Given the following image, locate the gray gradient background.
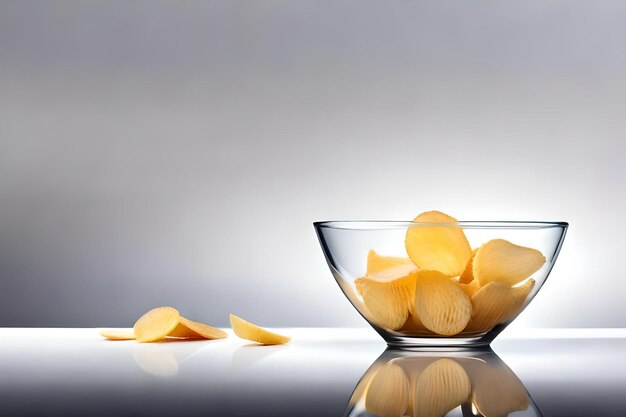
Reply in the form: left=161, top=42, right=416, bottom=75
left=1, top=1, right=624, bottom=328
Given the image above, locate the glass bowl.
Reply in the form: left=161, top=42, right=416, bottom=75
left=314, top=220, right=567, bottom=348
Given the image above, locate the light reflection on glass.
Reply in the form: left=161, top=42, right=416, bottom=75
left=344, top=348, right=542, bottom=417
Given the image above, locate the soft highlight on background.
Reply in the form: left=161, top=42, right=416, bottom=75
left=1, top=1, right=624, bottom=328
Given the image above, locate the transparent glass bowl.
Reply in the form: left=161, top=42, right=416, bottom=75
left=314, top=220, right=568, bottom=348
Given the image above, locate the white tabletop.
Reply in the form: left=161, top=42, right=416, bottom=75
left=1, top=328, right=625, bottom=416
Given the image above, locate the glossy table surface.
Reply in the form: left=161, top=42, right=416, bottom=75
left=1, top=328, right=625, bottom=417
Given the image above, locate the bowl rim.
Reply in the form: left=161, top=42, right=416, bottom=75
left=314, top=220, right=569, bottom=230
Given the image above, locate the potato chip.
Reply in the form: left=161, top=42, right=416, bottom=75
left=356, top=263, right=419, bottom=296
left=473, top=239, right=545, bottom=286
left=230, top=314, right=291, bottom=345
left=405, top=211, right=472, bottom=276
left=399, top=313, right=429, bottom=334
left=365, top=362, right=409, bottom=417
left=459, top=248, right=478, bottom=284
left=464, top=358, right=529, bottom=417
left=355, top=278, right=412, bottom=330
left=414, top=358, right=471, bottom=417
left=355, top=264, right=418, bottom=330
left=168, top=316, right=228, bottom=340
left=465, top=279, right=535, bottom=333
left=459, top=279, right=481, bottom=299
left=338, top=273, right=373, bottom=318
left=367, top=249, right=415, bottom=274
left=99, top=329, right=135, bottom=340
left=502, top=279, right=535, bottom=323
left=414, top=270, right=472, bottom=336
left=133, top=306, right=181, bottom=343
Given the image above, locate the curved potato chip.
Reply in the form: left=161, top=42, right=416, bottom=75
left=168, top=316, right=228, bottom=340
left=230, top=314, right=291, bottom=345
left=365, top=362, right=409, bottom=417
left=99, top=329, right=135, bottom=340
left=465, top=279, right=535, bottom=333
left=355, top=264, right=418, bottom=330
left=459, top=279, right=481, bottom=299
left=367, top=249, right=415, bottom=274
left=459, top=248, right=478, bottom=284
left=414, top=270, right=472, bottom=336
left=405, top=211, right=472, bottom=276
left=464, top=358, right=529, bottom=417
left=502, top=279, right=535, bottom=323
left=133, top=306, right=181, bottom=343
left=473, top=239, right=545, bottom=286
left=399, top=313, right=429, bottom=334
left=414, top=358, right=471, bottom=417
left=356, top=263, right=419, bottom=296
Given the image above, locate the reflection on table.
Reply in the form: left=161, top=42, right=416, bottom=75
left=346, top=348, right=541, bottom=417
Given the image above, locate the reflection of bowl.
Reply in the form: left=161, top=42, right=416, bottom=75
left=345, top=348, right=541, bottom=417
left=315, top=220, right=567, bottom=348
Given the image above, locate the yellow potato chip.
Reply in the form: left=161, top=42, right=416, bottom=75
left=473, top=239, right=545, bottom=286
left=459, top=248, right=478, bottom=284
left=168, top=316, right=228, bottom=340
left=405, top=211, right=472, bottom=277
left=464, top=358, right=529, bottom=417
left=459, top=279, right=481, bottom=299
left=502, top=279, right=535, bottom=323
left=414, top=270, right=472, bottom=336
left=133, top=306, right=181, bottom=343
left=414, top=358, right=471, bottom=417
left=355, top=278, right=412, bottom=330
left=367, top=249, right=415, bottom=274
left=355, top=264, right=418, bottom=330
left=365, top=362, right=409, bottom=417
left=99, top=329, right=135, bottom=340
left=229, top=314, right=291, bottom=345
left=399, top=313, right=429, bottom=334
left=337, top=274, right=373, bottom=318
left=356, top=263, right=419, bottom=296
left=465, top=279, right=535, bottom=333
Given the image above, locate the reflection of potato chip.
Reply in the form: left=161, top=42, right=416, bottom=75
left=414, top=270, right=472, bottom=336
left=168, top=316, right=228, bottom=340
left=464, top=358, right=529, bottom=417
left=367, top=249, right=415, bottom=274
left=99, top=329, right=135, bottom=340
left=133, top=306, right=181, bottom=342
left=405, top=211, right=472, bottom=277
left=365, top=362, right=409, bottom=417
left=355, top=265, right=418, bottom=330
left=414, top=358, right=471, bottom=417
left=132, top=347, right=180, bottom=378
left=394, top=357, right=434, bottom=417
left=473, top=239, right=545, bottom=286
left=465, top=279, right=535, bottom=333
left=459, top=248, right=478, bottom=284
left=230, top=314, right=290, bottom=345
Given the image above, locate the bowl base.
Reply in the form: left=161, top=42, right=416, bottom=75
left=383, top=331, right=499, bottom=350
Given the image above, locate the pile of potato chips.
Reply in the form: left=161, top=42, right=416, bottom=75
left=355, top=211, right=545, bottom=336
left=100, top=307, right=290, bottom=345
